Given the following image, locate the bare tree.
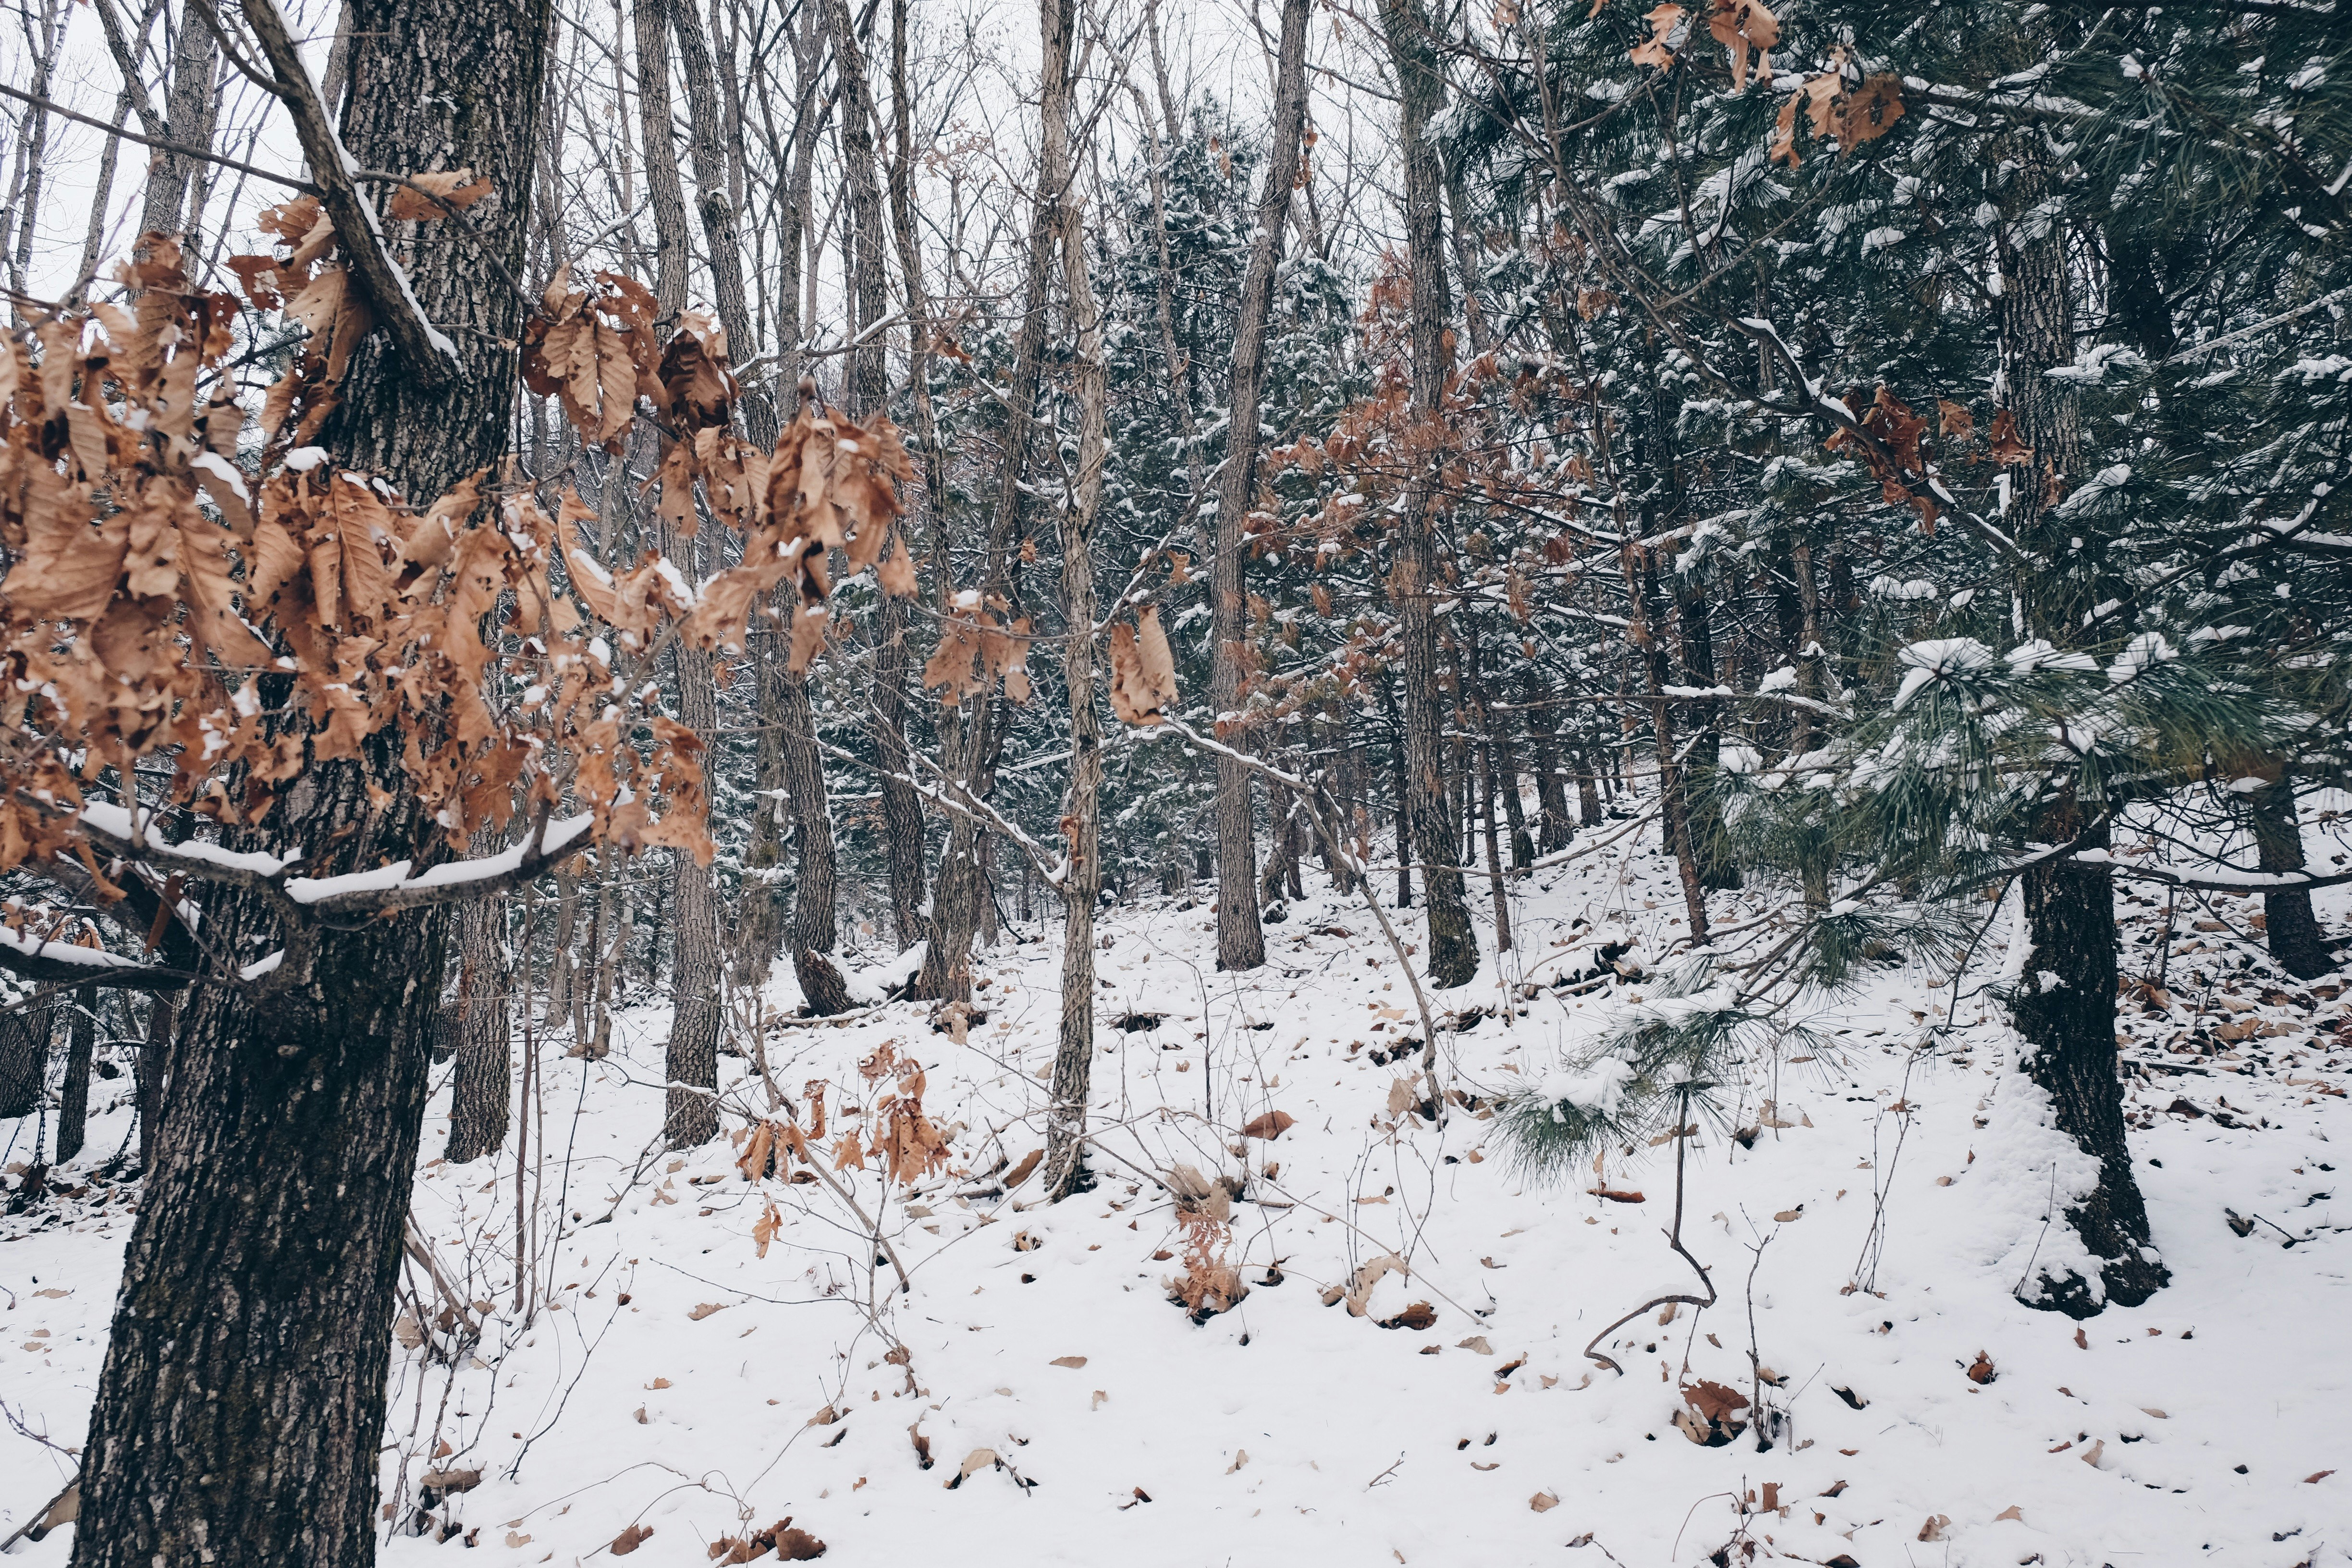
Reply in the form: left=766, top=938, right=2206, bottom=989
left=1206, top=0, right=1313, bottom=974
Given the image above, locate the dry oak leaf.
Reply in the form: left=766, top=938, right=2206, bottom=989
left=1050, top=1355, right=1089, bottom=1369
left=1242, top=1110, right=1297, bottom=1140
left=611, top=1523, right=654, bottom=1556
left=1530, top=1490, right=1561, bottom=1513
left=386, top=169, right=495, bottom=222
left=1706, top=0, right=1778, bottom=90
left=1987, top=408, right=2034, bottom=465
left=1629, top=1, right=1684, bottom=69
left=1107, top=604, right=1179, bottom=725
left=1966, top=1351, right=1997, bottom=1385
left=947, top=1448, right=1001, bottom=1489
left=1589, top=1188, right=1648, bottom=1204
left=687, top=1302, right=727, bottom=1321
left=1994, top=1505, right=2024, bottom=1522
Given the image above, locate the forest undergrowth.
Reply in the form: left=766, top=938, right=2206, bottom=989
left=9, top=784, right=2348, bottom=1568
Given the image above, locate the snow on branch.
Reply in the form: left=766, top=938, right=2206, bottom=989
left=0, top=924, right=199, bottom=992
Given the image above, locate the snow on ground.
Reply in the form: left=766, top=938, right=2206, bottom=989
left=5, top=805, right=2351, bottom=1566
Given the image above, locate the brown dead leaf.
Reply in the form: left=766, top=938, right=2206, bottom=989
left=612, top=1523, right=654, bottom=1555
left=947, top=1448, right=1000, bottom=1489
left=387, top=169, right=495, bottom=222
left=1242, top=1110, right=1297, bottom=1140
left=687, top=1302, right=726, bottom=1321
left=1530, top=1490, right=1560, bottom=1512
left=1050, top=1355, right=1089, bottom=1368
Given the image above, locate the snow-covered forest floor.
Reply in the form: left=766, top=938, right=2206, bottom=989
left=6, top=802, right=2350, bottom=1567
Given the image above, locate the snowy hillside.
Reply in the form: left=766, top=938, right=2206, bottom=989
left=6, top=811, right=2348, bottom=1567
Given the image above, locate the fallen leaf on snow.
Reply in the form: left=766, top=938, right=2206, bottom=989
left=1530, top=1491, right=1560, bottom=1512
left=1050, top=1355, right=1088, bottom=1368
left=611, top=1523, right=653, bottom=1554
left=1994, top=1505, right=2024, bottom=1522
left=1226, top=1449, right=1250, bottom=1473
left=688, top=1302, right=726, bottom=1321
left=948, top=1448, right=1000, bottom=1489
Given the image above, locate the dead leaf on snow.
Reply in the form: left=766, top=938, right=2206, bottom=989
left=1530, top=1490, right=1560, bottom=1512
left=1242, top=1110, right=1296, bottom=1140
left=948, top=1448, right=1000, bottom=1489
left=1050, top=1355, right=1089, bottom=1369
left=688, top=1302, right=726, bottom=1320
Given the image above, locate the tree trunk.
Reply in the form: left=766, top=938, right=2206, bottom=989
left=1998, top=106, right=2163, bottom=1316
left=136, top=3, right=219, bottom=245
left=634, top=0, right=724, bottom=1145
left=442, top=882, right=511, bottom=1164
left=137, top=993, right=172, bottom=1174
left=1522, top=678, right=1572, bottom=850
left=734, top=25, right=826, bottom=997
left=1671, top=566, right=1739, bottom=890
left=1209, top=0, right=1312, bottom=974
left=819, top=0, right=929, bottom=954
left=1388, top=683, right=1412, bottom=907
left=1377, top=0, right=1477, bottom=988
left=917, top=136, right=1053, bottom=1006
left=71, top=1, right=549, bottom=1561
left=1040, top=0, right=1107, bottom=1202
left=2249, top=778, right=2332, bottom=980
left=1630, top=549, right=1710, bottom=943
left=0, top=1003, right=48, bottom=1120
left=54, top=985, right=95, bottom=1164
left=782, top=667, right=853, bottom=1014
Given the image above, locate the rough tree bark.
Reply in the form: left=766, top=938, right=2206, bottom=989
left=1207, top=0, right=1311, bottom=973
left=735, top=22, right=829, bottom=995
left=820, top=0, right=929, bottom=955
left=54, top=985, right=95, bottom=1164
left=635, top=0, right=723, bottom=1145
left=1040, top=0, right=1108, bottom=1202
left=1376, top=0, right=1479, bottom=987
left=69, top=2, right=550, bottom=1562
left=2248, top=777, right=2332, bottom=980
left=442, top=857, right=511, bottom=1164
left=1998, top=109, right=2165, bottom=1316
left=0, top=1004, right=47, bottom=1120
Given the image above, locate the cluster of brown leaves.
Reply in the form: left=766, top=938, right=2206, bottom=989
left=1630, top=0, right=1778, bottom=89
left=1106, top=605, right=1177, bottom=726
left=1825, top=385, right=1940, bottom=528
left=707, top=1519, right=826, bottom=1562
left=521, top=267, right=663, bottom=453
left=1820, top=388, right=2038, bottom=532
left=837, top=1043, right=953, bottom=1187
left=1674, top=1377, right=1752, bottom=1445
left=744, top=1045, right=954, bottom=1199
left=1164, top=1207, right=1251, bottom=1323
left=923, top=595, right=1032, bottom=705
left=0, top=234, right=717, bottom=902
left=1769, top=60, right=1907, bottom=166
